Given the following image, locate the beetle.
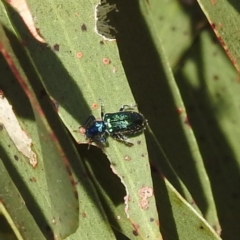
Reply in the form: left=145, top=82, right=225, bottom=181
left=80, top=103, right=147, bottom=146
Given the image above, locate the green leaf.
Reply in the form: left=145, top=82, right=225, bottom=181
left=0, top=158, right=45, bottom=240
left=2, top=0, right=239, bottom=239
left=197, top=0, right=240, bottom=72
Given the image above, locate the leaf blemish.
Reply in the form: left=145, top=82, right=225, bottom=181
left=94, top=1, right=117, bottom=41
left=131, top=222, right=140, bottom=236
left=124, top=155, right=131, bottom=161
left=53, top=44, right=60, bottom=51
left=76, top=52, right=83, bottom=59
left=138, top=186, right=153, bottom=210
left=81, top=24, right=87, bottom=31
left=0, top=93, right=38, bottom=168
left=102, top=57, right=111, bottom=65
left=92, top=102, right=98, bottom=110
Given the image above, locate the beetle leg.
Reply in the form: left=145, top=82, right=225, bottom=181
left=87, top=133, right=107, bottom=149
left=87, top=139, right=92, bottom=149
left=94, top=134, right=106, bottom=143
left=119, top=104, right=137, bottom=112
left=112, top=133, right=134, bottom=146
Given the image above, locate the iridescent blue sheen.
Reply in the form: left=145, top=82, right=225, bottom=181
left=85, top=121, right=106, bottom=143
left=81, top=104, right=147, bottom=146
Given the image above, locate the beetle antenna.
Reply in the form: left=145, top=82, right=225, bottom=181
left=99, top=99, right=105, bottom=118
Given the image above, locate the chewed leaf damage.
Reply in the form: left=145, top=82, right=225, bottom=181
left=94, top=0, right=117, bottom=41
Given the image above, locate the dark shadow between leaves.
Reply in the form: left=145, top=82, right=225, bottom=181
left=227, top=0, right=240, bottom=14
left=176, top=29, right=240, bottom=239
left=0, top=145, right=54, bottom=239
left=74, top=144, right=129, bottom=239
left=0, top=214, right=17, bottom=240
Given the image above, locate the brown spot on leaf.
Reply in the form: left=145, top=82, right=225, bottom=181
left=81, top=212, right=87, bottom=218
left=53, top=44, right=60, bottom=51
left=30, top=177, right=37, bottom=182
left=184, top=116, right=191, bottom=127
left=211, top=0, right=217, bottom=5
left=177, top=107, right=183, bottom=114
left=124, top=155, right=131, bottom=161
left=77, top=52, right=83, bottom=59
left=92, top=102, right=98, bottom=109
left=81, top=24, right=87, bottom=31
left=102, top=58, right=111, bottom=65
left=138, top=186, right=154, bottom=209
